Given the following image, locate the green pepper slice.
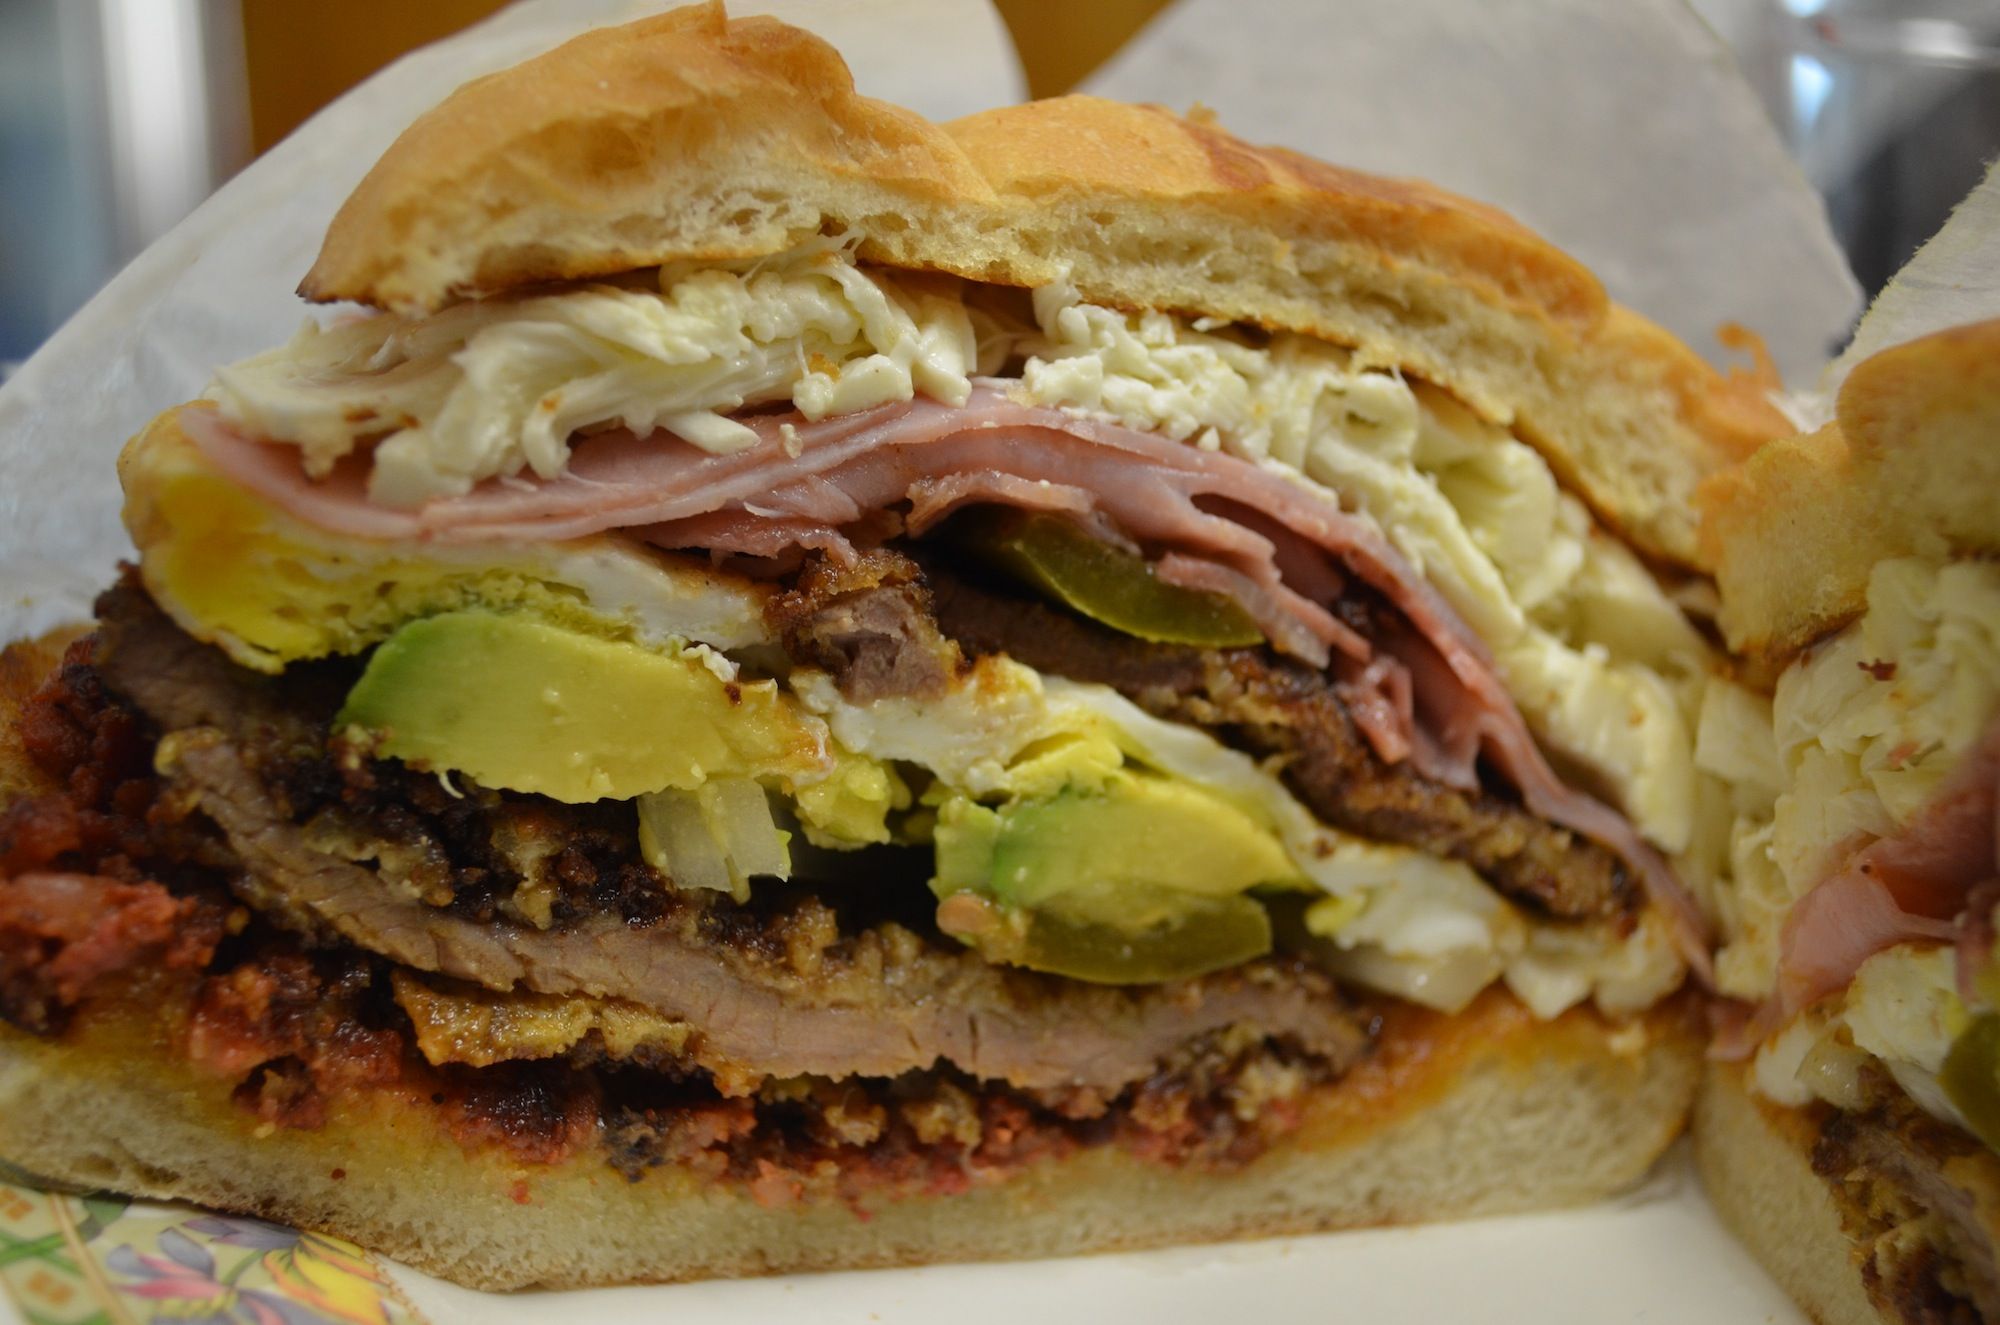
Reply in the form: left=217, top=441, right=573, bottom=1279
left=1942, top=1013, right=2000, bottom=1154
left=954, top=509, right=1263, bottom=648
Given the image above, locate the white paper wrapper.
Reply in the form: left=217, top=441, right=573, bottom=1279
left=1827, top=158, right=2000, bottom=393
left=0, top=0, right=1022, bottom=643
left=1083, top=0, right=1861, bottom=385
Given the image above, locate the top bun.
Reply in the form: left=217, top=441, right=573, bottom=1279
left=1699, top=318, right=2000, bottom=660
left=300, top=1, right=1786, bottom=569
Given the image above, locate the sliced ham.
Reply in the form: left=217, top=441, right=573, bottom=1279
left=1958, top=880, right=2000, bottom=1004
left=1716, top=712, right=2000, bottom=1060
left=1153, top=553, right=1363, bottom=668
left=642, top=511, right=859, bottom=565
left=1335, top=652, right=1420, bottom=770
left=902, top=471, right=1096, bottom=533
left=182, top=386, right=1713, bottom=977
left=181, top=387, right=1477, bottom=678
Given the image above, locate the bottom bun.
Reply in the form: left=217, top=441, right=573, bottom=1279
left=1, top=989, right=1699, bottom=1291
left=1694, top=1061, right=2000, bottom=1325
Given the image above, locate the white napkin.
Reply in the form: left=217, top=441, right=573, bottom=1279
left=1827, top=158, right=2000, bottom=394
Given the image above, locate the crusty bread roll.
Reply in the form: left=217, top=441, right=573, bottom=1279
left=302, top=2, right=1784, bottom=569
left=1693, top=319, right=2000, bottom=1323
left=0, top=2, right=1757, bottom=1295
left=1699, top=318, right=2000, bottom=659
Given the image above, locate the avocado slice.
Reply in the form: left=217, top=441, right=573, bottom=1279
left=339, top=610, right=837, bottom=804
left=931, top=776, right=1297, bottom=983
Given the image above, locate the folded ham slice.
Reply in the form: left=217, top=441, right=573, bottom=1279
left=1714, top=712, right=2000, bottom=1060
left=180, top=385, right=1712, bottom=976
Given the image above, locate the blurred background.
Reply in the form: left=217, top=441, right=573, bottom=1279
left=1, top=0, right=1995, bottom=374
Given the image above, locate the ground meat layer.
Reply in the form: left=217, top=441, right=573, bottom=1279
left=0, top=637, right=231, bottom=1030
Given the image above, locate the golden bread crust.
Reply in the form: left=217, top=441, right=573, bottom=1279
left=1700, top=318, right=2000, bottom=658
left=300, top=3, right=1786, bottom=568
left=304, top=3, right=994, bottom=307
left=934, top=97, right=1600, bottom=321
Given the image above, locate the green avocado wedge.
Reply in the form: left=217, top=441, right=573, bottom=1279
left=337, top=610, right=834, bottom=804
left=1943, top=1012, right=2000, bottom=1155
left=930, top=776, right=1296, bottom=983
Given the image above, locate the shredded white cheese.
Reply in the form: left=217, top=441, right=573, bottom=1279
left=210, top=236, right=980, bottom=506
left=1717, top=558, right=2000, bottom=1003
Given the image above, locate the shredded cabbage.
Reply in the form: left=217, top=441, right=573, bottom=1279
left=1718, top=558, right=2000, bottom=1003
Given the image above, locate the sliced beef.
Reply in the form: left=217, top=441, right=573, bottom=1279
left=93, top=583, right=336, bottom=748
left=920, top=566, right=1631, bottom=921
left=161, top=727, right=1366, bottom=1093
left=96, top=583, right=673, bottom=930
left=87, top=588, right=1370, bottom=1095
left=765, top=548, right=963, bottom=702
left=602, top=1023, right=1334, bottom=1201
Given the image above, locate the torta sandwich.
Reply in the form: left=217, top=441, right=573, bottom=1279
left=0, top=2, right=1787, bottom=1288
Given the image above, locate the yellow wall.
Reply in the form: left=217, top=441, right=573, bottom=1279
left=241, top=0, right=1172, bottom=152
left=994, top=0, right=1173, bottom=99
left=243, top=0, right=512, bottom=153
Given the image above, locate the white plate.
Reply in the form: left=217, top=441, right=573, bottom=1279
left=0, top=1142, right=1802, bottom=1324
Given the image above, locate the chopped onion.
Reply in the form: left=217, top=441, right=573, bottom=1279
left=1798, top=1032, right=1872, bottom=1112
left=636, top=779, right=791, bottom=901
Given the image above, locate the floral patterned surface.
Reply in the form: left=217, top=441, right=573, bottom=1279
left=0, top=1163, right=424, bottom=1325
